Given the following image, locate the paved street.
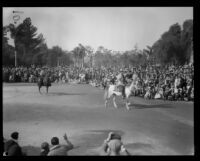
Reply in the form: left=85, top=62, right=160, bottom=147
left=3, top=83, right=194, bottom=155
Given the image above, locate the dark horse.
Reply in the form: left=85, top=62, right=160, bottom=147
left=37, top=76, right=51, bottom=94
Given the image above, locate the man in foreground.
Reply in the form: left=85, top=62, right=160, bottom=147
left=4, top=132, right=23, bottom=156
left=101, top=132, right=130, bottom=156
left=48, top=133, right=74, bottom=156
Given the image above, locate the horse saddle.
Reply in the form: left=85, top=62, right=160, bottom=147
left=38, top=77, right=44, bottom=86
left=43, top=77, right=51, bottom=86
left=114, top=85, right=125, bottom=93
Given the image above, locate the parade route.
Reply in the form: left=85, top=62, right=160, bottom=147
left=3, top=83, right=194, bottom=155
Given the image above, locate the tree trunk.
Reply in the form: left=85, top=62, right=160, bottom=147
left=82, top=56, right=84, bottom=68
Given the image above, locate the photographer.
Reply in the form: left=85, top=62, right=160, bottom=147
left=101, top=132, right=130, bottom=156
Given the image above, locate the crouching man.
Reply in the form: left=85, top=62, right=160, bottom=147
left=101, top=132, right=130, bottom=156
left=48, top=133, right=73, bottom=156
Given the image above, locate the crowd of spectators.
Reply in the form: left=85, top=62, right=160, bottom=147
left=3, top=64, right=194, bottom=102
left=2, top=65, right=104, bottom=84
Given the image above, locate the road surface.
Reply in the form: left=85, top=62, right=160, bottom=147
left=3, top=83, right=194, bottom=155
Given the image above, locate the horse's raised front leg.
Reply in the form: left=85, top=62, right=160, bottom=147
left=105, top=98, right=108, bottom=108
left=104, top=90, right=109, bottom=108
left=125, top=97, right=130, bottom=110
left=125, top=94, right=132, bottom=110
left=113, top=95, right=118, bottom=108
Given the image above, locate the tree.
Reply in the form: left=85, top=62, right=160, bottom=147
left=93, top=46, right=112, bottom=68
left=181, top=19, right=193, bottom=64
left=71, top=46, right=81, bottom=67
left=143, top=45, right=153, bottom=62
left=3, top=26, right=15, bottom=66
left=151, top=20, right=193, bottom=65
left=57, top=50, right=73, bottom=66
left=78, top=44, right=86, bottom=68
left=6, top=17, right=45, bottom=66
left=31, top=43, right=48, bottom=66
left=84, top=45, right=94, bottom=67
left=46, top=46, right=65, bottom=67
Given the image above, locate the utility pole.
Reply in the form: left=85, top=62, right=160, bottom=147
left=12, top=10, right=24, bottom=67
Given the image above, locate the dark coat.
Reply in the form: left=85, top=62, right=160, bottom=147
left=43, top=76, right=51, bottom=87
left=4, top=140, right=23, bottom=156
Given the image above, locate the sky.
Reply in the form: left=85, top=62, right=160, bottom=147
left=3, top=7, right=193, bottom=52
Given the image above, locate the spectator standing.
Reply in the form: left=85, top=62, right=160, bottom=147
left=4, top=132, right=23, bottom=156
left=47, top=133, right=73, bottom=156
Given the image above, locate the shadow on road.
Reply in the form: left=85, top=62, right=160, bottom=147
left=47, top=92, right=87, bottom=96
left=125, top=142, right=154, bottom=155
left=129, top=103, right=173, bottom=109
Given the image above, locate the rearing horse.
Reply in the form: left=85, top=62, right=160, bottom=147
left=104, top=79, right=138, bottom=110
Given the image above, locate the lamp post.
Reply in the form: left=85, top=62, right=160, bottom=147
left=12, top=10, right=23, bottom=67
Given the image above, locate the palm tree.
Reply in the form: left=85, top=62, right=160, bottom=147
left=78, top=44, right=86, bottom=68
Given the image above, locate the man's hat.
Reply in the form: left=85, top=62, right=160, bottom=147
left=11, top=132, right=19, bottom=140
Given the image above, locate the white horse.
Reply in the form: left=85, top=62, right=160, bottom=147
left=79, top=73, right=86, bottom=83
left=104, top=80, right=138, bottom=110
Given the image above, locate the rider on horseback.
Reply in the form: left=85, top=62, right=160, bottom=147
left=114, top=69, right=126, bottom=99
left=44, top=71, right=51, bottom=87
left=38, top=68, right=46, bottom=86
left=37, top=68, right=51, bottom=94
left=38, top=68, right=51, bottom=86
